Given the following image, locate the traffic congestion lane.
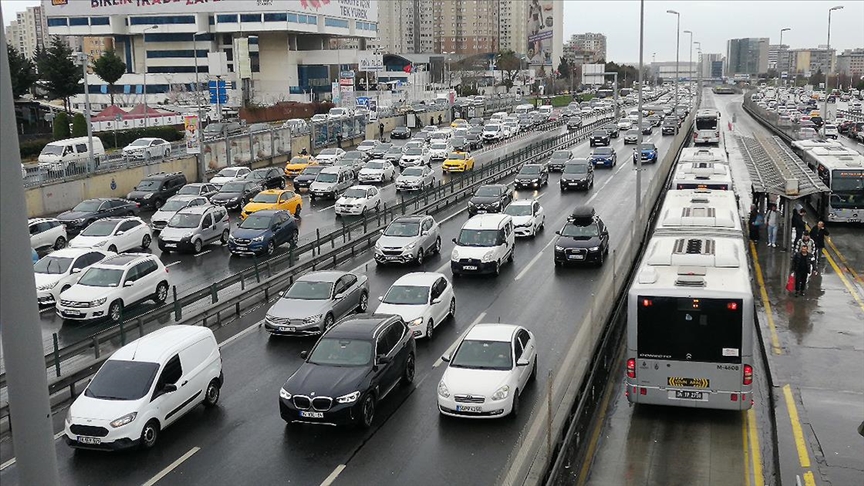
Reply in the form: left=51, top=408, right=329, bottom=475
left=0, top=116, right=675, bottom=486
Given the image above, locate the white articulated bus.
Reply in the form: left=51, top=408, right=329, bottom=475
left=790, top=140, right=864, bottom=223
left=678, top=147, right=729, bottom=166
left=671, top=161, right=733, bottom=191
left=654, top=189, right=741, bottom=236
left=693, top=109, right=721, bottom=145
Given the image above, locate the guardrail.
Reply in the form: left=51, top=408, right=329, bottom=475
left=0, top=113, right=614, bottom=426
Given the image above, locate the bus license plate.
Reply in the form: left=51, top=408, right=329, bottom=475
left=299, top=411, right=323, bottom=418
left=672, top=390, right=704, bottom=400
left=77, top=436, right=101, bottom=445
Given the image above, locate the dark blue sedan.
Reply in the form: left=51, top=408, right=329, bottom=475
left=589, top=147, right=617, bottom=168
left=632, top=143, right=658, bottom=164
left=228, top=209, right=299, bottom=257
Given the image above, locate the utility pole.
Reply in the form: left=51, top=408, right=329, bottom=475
left=822, top=6, right=843, bottom=129
left=75, top=52, right=96, bottom=173
left=193, top=31, right=207, bottom=182
left=636, top=0, right=645, bottom=225
left=667, top=10, right=681, bottom=109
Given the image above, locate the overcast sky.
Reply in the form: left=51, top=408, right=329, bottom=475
left=3, top=0, right=863, bottom=64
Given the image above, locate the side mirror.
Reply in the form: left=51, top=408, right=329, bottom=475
left=421, top=230, right=429, bottom=236
left=71, top=267, right=82, bottom=274
left=334, top=292, right=344, bottom=300
left=300, top=350, right=308, bottom=359
left=451, top=237, right=457, bottom=244
left=124, top=280, right=135, bottom=287
left=431, top=297, right=442, bottom=305
left=377, top=355, right=392, bottom=365
left=378, top=295, right=384, bottom=302
left=115, top=230, right=125, bottom=236
left=163, top=383, right=178, bottom=393
left=555, top=230, right=561, bottom=236
left=516, top=358, right=530, bottom=367
left=380, top=229, right=385, bottom=235
left=440, top=354, right=451, bottom=363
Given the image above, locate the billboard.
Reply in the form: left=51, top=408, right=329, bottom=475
left=526, top=0, right=555, bottom=66
left=581, top=64, right=606, bottom=85
left=358, top=52, right=384, bottom=73
left=184, top=115, right=200, bottom=155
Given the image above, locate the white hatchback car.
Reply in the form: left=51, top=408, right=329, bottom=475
left=33, top=248, right=113, bottom=306
left=69, top=217, right=152, bottom=253
left=122, top=138, right=172, bottom=160
left=437, top=323, right=538, bottom=418
left=358, top=159, right=396, bottom=183
left=56, top=253, right=170, bottom=322
left=503, top=199, right=545, bottom=237
left=29, top=218, right=68, bottom=251
left=150, top=195, right=210, bottom=231
left=375, top=272, right=455, bottom=340
left=335, top=185, right=381, bottom=216
left=209, top=166, right=252, bottom=188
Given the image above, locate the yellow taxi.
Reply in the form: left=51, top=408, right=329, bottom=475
left=442, top=151, right=475, bottom=173
left=240, top=189, right=302, bottom=219
left=451, top=118, right=468, bottom=129
left=285, top=154, right=316, bottom=177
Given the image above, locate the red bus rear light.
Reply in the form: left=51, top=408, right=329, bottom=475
left=626, top=358, right=636, bottom=379
left=641, top=298, right=652, bottom=307
left=743, top=364, right=753, bottom=385
left=727, top=302, right=738, bottom=311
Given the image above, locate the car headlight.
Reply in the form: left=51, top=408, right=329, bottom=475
left=228, top=235, right=235, bottom=242
left=405, top=242, right=416, bottom=250
left=143, top=193, right=153, bottom=199
left=589, top=246, right=600, bottom=252
left=37, top=281, right=59, bottom=290
left=489, top=201, right=501, bottom=208
left=408, top=317, right=424, bottom=327
left=450, top=249, right=460, bottom=261
left=467, top=201, right=475, bottom=207
left=532, top=178, right=539, bottom=183
left=109, top=412, right=137, bottom=428
left=279, top=388, right=292, bottom=400
left=555, top=245, right=565, bottom=251
left=481, top=250, right=495, bottom=263
left=336, top=391, right=360, bottom=404
left=251, top=235, right=265, bottom=243
left=375, top=241, right=382, bottom=250
left=491, top=385, right=511, bottom=401
left=90, top=297, right=107, bottom=307
left=73, top=218, right=86, bottom=224
left=65, top=408, right=71, bottom=426
left=304, top=314, right=323, bottom=324
left=437, top=381, right=450, bottom=398
left=93, top=240, right=108, bottom=247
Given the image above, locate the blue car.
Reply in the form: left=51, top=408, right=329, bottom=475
left=589, top=147, right=617, bottom=168
left=228, top=209, right=299, bottom=257
left=632, top=143, right=658, bottom=164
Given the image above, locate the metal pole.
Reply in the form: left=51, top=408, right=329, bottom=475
left=194, top=32, right=207, bottom=182
left=637, top=0, right=645, bottom=224
left=78, top=53, right=95, bottom=173
left=613, top=72, right=619, bottom=120
left=822, top=7, right=842, bottom=130
left=0, top=18, right=60, bottom=485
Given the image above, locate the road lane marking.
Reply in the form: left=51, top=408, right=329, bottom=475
left=164, top=261, right=181, bottom=268
left=749, top=242, right=783, bottom=355
left=782, top=385, right=811, bottom=469
left=433, top=311, right=486, bottom=368
left=825, top=237, right=863, bottom=284
left=320, top=464, right=346, bottom=486
left=575, top=363, right=615, bottom=485
left=747, top=408, right=765, bottom=486
left=514, top=238, right=557, bottom=281
left=141, top=446, right=200, bottom=486
left=317, top=204, right=336, bottom=212
left=220, top=319, right=264, bottom=349
left=194, top=250, right=211, bottom=257
left=822, top=247, right=864, bottom=312
left=743, top=410, right=752, bottom=486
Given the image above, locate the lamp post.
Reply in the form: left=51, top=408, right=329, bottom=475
left=823, top=6, right=843, bottom=128
left=74, top=52, right=96, bottom=173
left=667, top=10, right=680, bottom=108
left=444, top=51, right=455, bottom=89
left=636, top=0, right=645, bottom=226
left=193, top=31, right=208, bottom=182
left=779, top=27, right=791, bottom=86
left=694, top=42, right=702, bottom=91
left=142, top=25, right=159, bottom=128
left=683, top=30, right=693, bottom=91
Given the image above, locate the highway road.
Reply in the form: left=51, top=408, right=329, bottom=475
left=1, top=110, right=678, bottom=485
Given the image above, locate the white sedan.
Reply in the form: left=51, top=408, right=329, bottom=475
left=69, top=217, right=152, bottom=253
left=33, top=248, right=113, bottom=306
left=358, top=159, right=396, bottom=183
left=396, top=166, right=435, bottom=192
left=503, top=199, right=545, bottom=237
left=210, top=166, right=252, bottom=188
left=375, top=272, right=455, bottom=340
left=316, top=147, right=346, bottom=164
left=335, top=185, right=381, bottom=216
left=437, top=323, right=538, bottom=418
left=122, top=138, right=172, bottom=160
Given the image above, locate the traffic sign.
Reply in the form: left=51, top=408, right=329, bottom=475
left=209, top=80, right=228, bottom=105
left=340, top=70, right=355, bottom=79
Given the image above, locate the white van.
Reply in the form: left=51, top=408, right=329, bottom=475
left=514, top=104, right=534, bottom=115
left=38, top=136, right=106, bottom=172
left=64, top=325, right=223, bottom=450
left=538, top=105, right=554, bottom=119
left=450, top=213, right=515, bottom=277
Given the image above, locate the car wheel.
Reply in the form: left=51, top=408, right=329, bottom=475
left=448, top=298, right=456, bottom=319
left=193, top=239, right=203, bottom=254
left=508, top=247, right=515, bottom=263
left=289, top=230, right=299, bottom=247
left=425, top=319, right=434, bottom=340
left=357, top=291, right=369, bottom=312
left=138, top=420, right=161, bottom=450
left=493, top=260, right=501, bottom=276
left=322, top=313, right=335, bottom=332
left=141, top=234, right=152, bottom=249
left=108, top=300, right=123, bottom=323
left=402, top=353, right=416, bottom=386
left=433, top=236, right=441, bottom=254
left=531, top=356, right=538, bottom=382
left=221, top=229, right=229, bottom=244
left=265, top=241, right=275, bottom=256
left=153, top=199, right=163, bottom=210
left=153, top=281, right=169, bottom=304
left=53, top=236, right=67, bottom=250
left=510, top=389, right=520, bottom=418
left=597, top=250, right=605, bottom=267
left=203, top=378, right=221, bottom=408
left=416, top=248, right=425, bottom=266
left=108, top=244, right=118, bottom=253
left=359, top=394, right=375, bottom=428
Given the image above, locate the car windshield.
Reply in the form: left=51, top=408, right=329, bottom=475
left=448, top=153, right=466, bottom=160
left=519, top=166, right=541, bottom=175
left=239, top=213, right=274, bottom=230
left=319, top=149, right=339, bottom=155
left=129, top=139, right=150, bottom=147
left=456, top=229, right=500, bottom=246
left=78, top=267, right=124, bottom=287
left=177, top=186, right=200, bottom=195
left=564, top=164, right=589, bottom=174
left=384, top=221, right=420, bottom=237
left=204, top=124, right=224, bottom=133
left=485, top=125, right=500, bottom=131
left=343, top=188, right=368, bottom=198
left=72, top=200, right=102, bottom=212
left=401, top=168, right=424, bottom=177
left=252, top=193, right=279, bottom=203
left=308, top=338, right=372, bottom=367
left=382, top=285, right=430, bottom=305
left=40, top=145, right=63, bottom=155
left=375, top=144, right=392, bottom=152
left=168, top=213, right=202, bottom=229
left=359, top=141, right=376, bottom=149
left=561, top=222, right=599, bottom=238
left=316, top=173, right=338, bottom=183
left=475, top=186, right=502, bottom=197
left=451, top=137, right=467, bottom=145
left=216, top=168, right=242, bottom=177
left=220, top=182, right=246, bottom=193
left=593, top=148, right=613, bottom=155
left=450, top=340, right=512, bottom=370
left=404, top=148, right=424, bottom=155
left=301, top=166, right=324, bottom=176
left=84, top=360, right=160, bottom=401
left=639, top=144, right=656, bottom=150
left=430, top=143, right=447, bottom=150
left=551, top=152, right=571, bottom=160
left=505, top=204, right=533, bottom=216
left=285, top=280, right=333, bottom=300
left=290, top=157, right=310, bottom=164
left=365, top=161, right=386, bottom=169
left=627, top=129, right=640, bottom=136
left=34, top=255, right=73, bottom=275
left=135, top=180, right=161, bottom=191
left=80, top=220, right=117, bottom=237
left=247, top=171, right=267, bottom=180
left=386, top=147, right=403, bottom=154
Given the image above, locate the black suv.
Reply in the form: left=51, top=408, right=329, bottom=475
left=553, top=206, right=609, bottom=266
left=589, top=131, right=610, bottom=147
left=560, top=159, right=594, bottom=191
left=603, top=124, right=620, bottom=138
left=466, top=132, right=484, bottom=150
left=468, top=184, right=513, bottom=217
left=279, top=314, right=416, bottom=427
left=514, top=164, right=549, bottom=189
left=661, top=118, right=678, bottom=135
left=245, top=167, right=286, bottom=190
left=391, top=126, right=412, bottom=139
left=126, top=171, right=187, bottom=210
left=56, top=198, right=140, bottom=234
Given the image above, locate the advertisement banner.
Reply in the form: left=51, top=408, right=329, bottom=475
left=332, top=82, right=341, bottom=104
left=184, top=115, right=200, bottom=154
left=358, top=52, right=384, bottom=72
left=526, top=0, right=555, bottom=66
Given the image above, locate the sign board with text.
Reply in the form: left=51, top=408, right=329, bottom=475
left=358, top=52, right=384, bottom=72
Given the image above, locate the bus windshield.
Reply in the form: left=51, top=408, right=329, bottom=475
left=830, top=170, right=864, bottom=208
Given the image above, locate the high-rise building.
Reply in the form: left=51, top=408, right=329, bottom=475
left=81, top=37, right=115, bottom=72
left=436, top=0, right=500, bottom=56
left=5, top=6, right=49, bottom=60
left=699, top=53, right=724, bottom=79
left=5, top=21, right=25, bottom=56
left=650, top=61, right=698, bottom=82
left=498, top=0, right=527, bottom=54
left=768, top=44, right=791, bottom=74
left=788, top=47, right=836, bottom=76
left=372, top=0, right=435, bottom=54
left=836, top=48, right=864, bottom=78
left=726, top=38, right=769, bottom=76
left=563, top=33, right=607, bottom=65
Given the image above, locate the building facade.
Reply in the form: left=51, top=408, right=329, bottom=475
left=372, top=0, right=434, bottom=54
left=836, top=48, right=864, bottom=78
left=563, top=32, right=606, bottom=65
left=699, top=53, right=724, bottom=79
left=435, top=0, right=500, bottom=56
left=650, top=61, right=698, bottom=82
left=726, top=38, right=769, bottom=76
left=768, top=44, right=791, bottom=74
left=788, top=47, right=836, bottom=76
left=498, top=0, right=527, bottom=54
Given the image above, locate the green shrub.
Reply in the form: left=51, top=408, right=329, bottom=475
left=19, top=138, right=53, bottom=160
left=53, top=112, right=70, bottom=140
left=71, top=113, right=87, bottom=137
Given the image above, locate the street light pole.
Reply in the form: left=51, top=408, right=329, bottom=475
left=142, top=25, right=159, bottom=128
left=75, top=52, right=96, bottom=173
left=684, top=30, right=693, bottom=91
left=667, top=10, right=680, bottom=108
left=695, top=42, right=702, bottom=92
left=193, top=31, right=207, bottom=182
left=823, top=6, right=843, bottom=128
left=779, top=27, right=791, bottom=87
left=636, top=0, right=645, bottom=227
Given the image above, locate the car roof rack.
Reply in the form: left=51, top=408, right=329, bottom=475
left=569, top=206, right=595, bottom=221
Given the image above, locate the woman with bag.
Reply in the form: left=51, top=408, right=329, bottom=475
left=791, top=245, right=813, bottom=296
left=748, top=204, right=763, bottom=241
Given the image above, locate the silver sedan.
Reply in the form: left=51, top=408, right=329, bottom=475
left=264, top=271, right=369, bottom=336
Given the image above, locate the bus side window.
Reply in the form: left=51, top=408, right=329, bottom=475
left=817, top=164, right=830, bottom=186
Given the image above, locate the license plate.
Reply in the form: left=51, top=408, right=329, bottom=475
left=456, top=405, right=483, bottom=413
left=299, top=411, right=323, bottom=418
left=476, top=210, right=486, bottom=214
left=235, top=245, right=247, bottom=250
left=463, top=265, right=478, bottom=270
left=164, top=243, right=177, bottom=248
left=77, top=436, right=101, bottom=445
left=673, top=390, right=704, bottom=400
left=64, top=310, right=82, bottom=316
left=568, top=182, right=580, bottom=186
left=279, top=326, right=295, bottom=332
left=568, top=254, right=584, bottom=260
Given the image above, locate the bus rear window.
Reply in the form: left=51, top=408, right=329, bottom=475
left=696, top=118, right=718, bottom=130
left=637, top=296, right=743, bottom=363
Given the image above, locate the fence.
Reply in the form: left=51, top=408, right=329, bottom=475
left=202, top=126, right=293, bottom=172
left=310, top=114, right=369, bottom=149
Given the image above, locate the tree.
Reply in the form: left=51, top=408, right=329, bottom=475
left=40, top=36, right=82, bottom=112
left=557, top=57, right=571, bottom=80
left=6, top=43, right=37, bottom=98
left=495, top=50, right=521, bottom=92
left=53, top=111, right=70, bottom=140
left=71, top=113, right=87, bottom=137
left=92, top=49, right=126, bottom=105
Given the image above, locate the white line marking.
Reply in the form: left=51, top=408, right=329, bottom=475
left=317, top=204, right=336, bottom=212
left=433, top=311, right=486, bottom=367
left=141, top=446, right=200, bottom=486
left=0, top=458, right=15, bottom=471
left=514, top=238, right=557, bottom=281
left=40, top=307, right=53, bottom=314
left=349, top=258, right=376, bottom=275
left=54, top=431, right=64, bottom=440
left=194, top=250, right=211, bottom=257
left=219, top=320, right=264, bottom=349
left=320, top=464, right=346, bottom=486
left=164, top=261, right=181, bottom=268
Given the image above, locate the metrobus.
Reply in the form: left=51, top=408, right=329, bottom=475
left=678, top=147, right=729, bottom=166
left=654, top=189, right=741, bottom=236
left=791, top=140, right=864, bottom=223
left=693, top=109, right=721, bottom=145
left=671, top=162, right=733, bottom=191
left=626, top=233, right=754, bottom=410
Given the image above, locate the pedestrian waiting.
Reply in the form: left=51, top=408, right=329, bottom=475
left=790, top=245, right=814, bottom=297
left=765, top=203, right=780, bottom=247
left=791, top=208, right=806, bottom=245
left=810, top=221, right=830, bottom=269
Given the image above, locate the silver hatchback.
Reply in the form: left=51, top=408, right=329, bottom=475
left=374, top=215, right=442, bottom=265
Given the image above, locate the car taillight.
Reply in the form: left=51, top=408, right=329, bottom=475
left=626, top=358, right=636, bottom=379
left=743, top=364, right=753, bottom=385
